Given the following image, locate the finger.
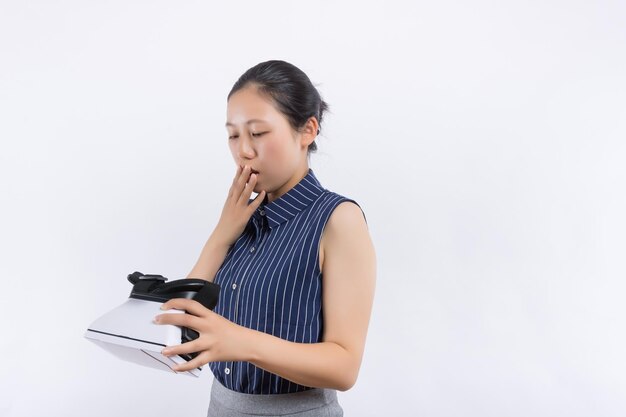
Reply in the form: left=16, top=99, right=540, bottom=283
left=237, top=172, right=257, bottom=205
left=155, top=311, right=206, bottom=330
left=232, top=164, right=243, bottom=185
left=162, top=338, right=204, bottom=357
left=172, top=350, right=212, bottom=372
left=240, top=165, right=252, bottom=188
left=248, top=189, right=266, bottom=212
left=231, top=165, right=251, bottom=201
left=160, top=298, right=210, bottom=317
left=228, top=165, right=245, bottom=198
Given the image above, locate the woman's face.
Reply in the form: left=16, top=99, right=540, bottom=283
left=225, top=85, right=315, bottom=201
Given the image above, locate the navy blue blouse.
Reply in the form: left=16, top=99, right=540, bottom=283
left=209, top=168, right=366, bottom=394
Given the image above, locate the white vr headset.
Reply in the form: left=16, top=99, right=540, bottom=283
left=84, top=271, right=221, bottom=377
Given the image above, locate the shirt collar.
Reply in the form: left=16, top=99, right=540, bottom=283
left=253, top=168, right=325, bottom=229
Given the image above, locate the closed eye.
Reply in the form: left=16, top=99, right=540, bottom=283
left=228, top=132, right=266, bottom=140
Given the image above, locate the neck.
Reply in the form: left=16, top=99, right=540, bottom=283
left=267, top=165, right=309, bottom=203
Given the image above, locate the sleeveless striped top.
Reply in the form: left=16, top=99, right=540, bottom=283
left=208, top=168, right=366, bottom=394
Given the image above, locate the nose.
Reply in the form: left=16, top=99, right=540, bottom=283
left=236, top=134, right=256, bottom=159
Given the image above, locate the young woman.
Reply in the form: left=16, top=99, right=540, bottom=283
left=153, top=60, right=376, bottom=417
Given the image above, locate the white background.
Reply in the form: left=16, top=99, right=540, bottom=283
left=1, top=1, right=625, bottom=416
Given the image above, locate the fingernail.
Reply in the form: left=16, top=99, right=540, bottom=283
left=153, top=316, right=160, bottom=323
left=160, top=305, right=167, bottom=310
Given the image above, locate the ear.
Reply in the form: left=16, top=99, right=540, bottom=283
left=299, top=116, right=319, bottom=150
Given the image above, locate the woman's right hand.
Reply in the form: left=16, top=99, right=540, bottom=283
left=212, top=164, right=266, bottom=248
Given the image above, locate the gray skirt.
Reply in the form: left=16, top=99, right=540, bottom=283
left=207, top=378, right=344, bottom=417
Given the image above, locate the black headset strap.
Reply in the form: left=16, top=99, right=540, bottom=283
left=127, top=271, right=168, bottom=294
left=128, top=271, right=220, bottom=310
left=192, top=280, right=220, bottom=310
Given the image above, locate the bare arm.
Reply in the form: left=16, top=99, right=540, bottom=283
left=243, top=201, right=376, bottom=391
left=186, top=163, right=265, bottom=282
left=186, top=233, right=232, bottom=282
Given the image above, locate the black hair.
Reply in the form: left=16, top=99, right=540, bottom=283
left=227, top=60, right=330, bottom=156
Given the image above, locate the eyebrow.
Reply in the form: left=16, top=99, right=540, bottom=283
left=225, top=119, right=268, bottom=127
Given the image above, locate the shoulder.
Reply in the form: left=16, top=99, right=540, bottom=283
left=317, top=191, right=372, bottom=272
left=319, top=192, right=374, bottom=272
left=316, top=191, right=367, bottom=222
left=321, top=191, right=368, bottom=240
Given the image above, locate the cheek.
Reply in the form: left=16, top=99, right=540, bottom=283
left=257, top=140, right=282, bottom=162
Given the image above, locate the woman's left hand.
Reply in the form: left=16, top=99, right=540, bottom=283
left=153, top=298, right=253, bottom=372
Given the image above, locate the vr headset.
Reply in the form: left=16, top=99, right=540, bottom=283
left=84, top=271, right=220, bottom=377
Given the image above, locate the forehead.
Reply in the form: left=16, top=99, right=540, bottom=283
left=226, top=86, right=281, bottom=127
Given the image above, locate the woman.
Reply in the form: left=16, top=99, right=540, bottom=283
left=153, top=60, right=376, bottom=416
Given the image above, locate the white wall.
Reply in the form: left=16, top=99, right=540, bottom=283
left=1, top=1, right=625, bottom=416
